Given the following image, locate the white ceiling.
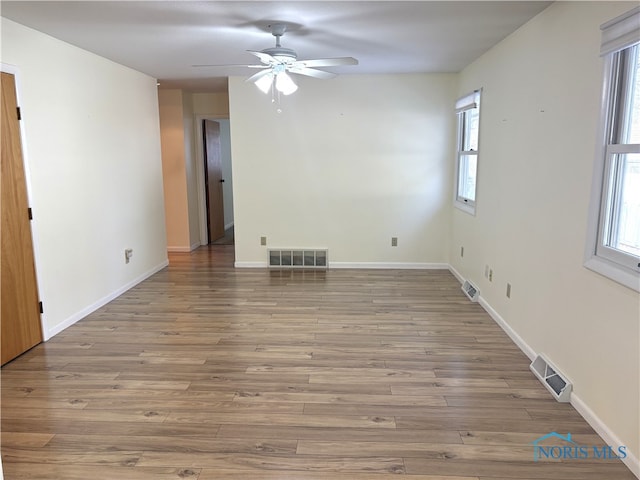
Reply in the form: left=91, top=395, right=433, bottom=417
left=1, top=1, right=552, bottom=92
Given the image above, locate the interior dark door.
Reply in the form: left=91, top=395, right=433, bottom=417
left=203, top=119, right=225, bottom=242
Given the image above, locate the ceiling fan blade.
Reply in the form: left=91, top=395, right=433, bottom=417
left=287, top=66, right=336, bottom=79
left=247, top=50, right=278, bottom=65
left=294, top=57, right=359, bottom=68
left=246, top=68, right=273, bottom=84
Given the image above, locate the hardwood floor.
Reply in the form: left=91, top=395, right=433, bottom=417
left=1, top=245, right=634, bottom=479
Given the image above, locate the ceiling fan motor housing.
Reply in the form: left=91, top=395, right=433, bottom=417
left=261, top=46, right=297, bottom=62
left=264, top=24, right=297, bottom=62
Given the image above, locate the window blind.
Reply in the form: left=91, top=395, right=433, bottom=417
left=600, top=6, right=640, bottom=56
left=455, top=90, right=481, bottom=114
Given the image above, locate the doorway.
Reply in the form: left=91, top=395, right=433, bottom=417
left=200, top=118, right=234, bottom=245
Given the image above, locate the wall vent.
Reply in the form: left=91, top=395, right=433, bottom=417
left=461, top=280, right=479, bottom=302
left=268, top=249, right=328, bottom=269
left=530, top=354, right=572, bottom=402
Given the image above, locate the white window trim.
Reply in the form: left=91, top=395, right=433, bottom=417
left=596, top=145, right=640, bottom=268
left=585, top=147, right=640, bottom=292
left=453, top=153, right=477, bottom=215
left=584, top=7, right=640, bottom=292
left=454, top=89, right=481, bottom=216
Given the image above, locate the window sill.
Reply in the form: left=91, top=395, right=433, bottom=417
left=584, top=255, right=640, bottom=293
left=454, top=200, right=476, bottom=216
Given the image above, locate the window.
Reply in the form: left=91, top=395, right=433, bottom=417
left=454, top=90, right=481, bottom=215
left=585, top=7, right=640, bottom=291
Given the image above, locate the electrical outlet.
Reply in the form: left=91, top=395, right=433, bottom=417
left=124, top=248, right=133, bottom=264
left=260, top=236, right=267, bottom=246
left=489, top=269, right=493, bottom=282
left=460, top=246, right=464, bottom=257
left=506, top=283, right=512, bottom=298
left=391, top=237, right=398, bottom=247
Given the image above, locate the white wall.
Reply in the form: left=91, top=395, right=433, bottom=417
left=450, top=1, right=639, bottom=471
left=229, top=73, right=457, bottom=267
left=1, top=19, right=168, bottom=338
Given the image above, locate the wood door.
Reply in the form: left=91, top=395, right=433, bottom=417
left=203, top=119, right=225, bottom=242
left=1, top=72, right=43, bottom=365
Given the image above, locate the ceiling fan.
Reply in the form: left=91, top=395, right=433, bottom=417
left=197, top=23, right=358, bottom=96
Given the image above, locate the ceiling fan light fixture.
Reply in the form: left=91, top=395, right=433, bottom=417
left=254, top=73, right=274, bottom=94
left=275, top=71, right=297, bottom=95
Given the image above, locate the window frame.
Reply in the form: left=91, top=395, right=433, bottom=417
left=454, top=89, right=481, bottom=215
left=584, top=7, right=640, bottom=292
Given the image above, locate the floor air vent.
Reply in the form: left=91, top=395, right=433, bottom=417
left=269, top=249, right=328, bottom=269
left=461, top=280, right=479, bottom=302
left=530, top=354, right=572, bottom=402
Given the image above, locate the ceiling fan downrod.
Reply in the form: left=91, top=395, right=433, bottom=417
left=269, top=23, right=287, bottom=47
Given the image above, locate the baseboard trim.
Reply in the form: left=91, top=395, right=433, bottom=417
left=448, top=264, right=465, bottom=283
left=571, top=393, right=640, bottom=478
left=167, top=246, right=193, bottom=253
left=234, top=261, right=450, bottom=270
left=330, top=262, right=449, bottom=270
left=450, top=266, right=535, bottom=360
left=43, top=259, right=169, bottom=340
left=234, top=261, right=267, bottom=268
left=224, top=221, right=234, bottom=231
left=478, top=296, right=536, bottom=361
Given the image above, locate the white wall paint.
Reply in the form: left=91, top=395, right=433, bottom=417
left=1, top=19, right=168, bottom=337
left=451, top=1, right=639, bottom=468
left=229, top=73, right=457, bottom=266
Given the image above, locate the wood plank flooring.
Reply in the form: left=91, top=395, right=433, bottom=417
left=1, top=245, right=635, bottom=479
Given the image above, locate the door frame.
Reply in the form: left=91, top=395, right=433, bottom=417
left=1, top=62, right=48, bottom=340
left=194, top=114, right=230, bottom=246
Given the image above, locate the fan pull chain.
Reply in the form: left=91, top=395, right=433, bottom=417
left=271, top=83, right=283, bottom=113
